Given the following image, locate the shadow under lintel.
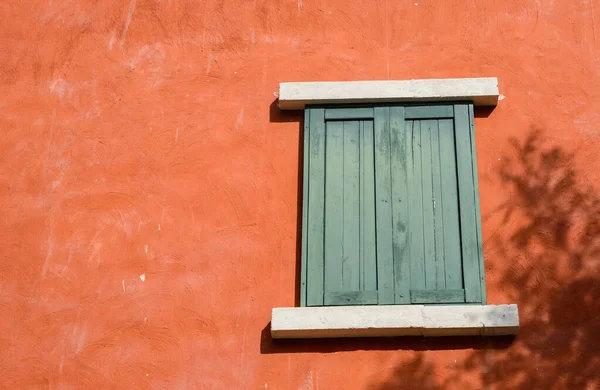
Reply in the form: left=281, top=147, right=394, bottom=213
left=269, top=99, right=303, bottom=123
left=260, top=322, right=516, bottom=354
left=474, top=105, right=495, bottom=118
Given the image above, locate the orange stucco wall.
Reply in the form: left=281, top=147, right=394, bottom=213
left=1, top=1, right=599, bottom=389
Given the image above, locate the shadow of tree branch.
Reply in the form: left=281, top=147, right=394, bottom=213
left=371, top=129, right=600, bottom=389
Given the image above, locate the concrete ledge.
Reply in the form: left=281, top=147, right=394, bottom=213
left=271, top=304, right=519, bottom=338
left=278, top=77, right=499, bottom=110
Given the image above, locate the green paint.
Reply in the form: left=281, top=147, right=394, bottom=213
left=438, top=119, right=463, bottom=290
left=324, top=121, right=344, bottom=294
left=469, top=104, right=487, bottom=304
left=409, top=120, right=426, bottom=290
left=404, top=105, right=454, bottom=119
left=430, top=120, right=446, bottom=290
left=410, top=289, right=466, bottom=304
left=300, top=109, right=310, bottom=306
left=306, top=108, right=325, bottom=306
left=454, top=104, right=482, bottom=303
left=343, top=121, right=361, bottom=290
left=325, top=291, right=379, bottom=306
left=301, top=103, right=486, bottom=307
left=309, top=110, right=381, bottom=305
left=325, top=107, right=375, bottom=120
left=390, top=106, right=410, bottom=304
left=374, top=107, right=395, bottom=304
left=360, top=120, right=377, bottom=292
left=421, top=120, right=436, bottom=289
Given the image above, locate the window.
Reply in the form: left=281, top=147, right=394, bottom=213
left=272, top=79, right=517, bottom=338
left=300, top=103, right=486, bottom=307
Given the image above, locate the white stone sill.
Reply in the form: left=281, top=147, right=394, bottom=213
left=271, top=304, right=519, bottom=339
left=278, top=77, right=499, bottom=110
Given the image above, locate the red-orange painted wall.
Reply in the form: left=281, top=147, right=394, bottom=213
left=1, top=1, right=599, bottom=389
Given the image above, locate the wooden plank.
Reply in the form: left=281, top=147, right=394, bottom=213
left=374, top=107, right=395, bottom=304
left=410, top=289, right=466, bottom=304
left=420, top=120, right=436, bottom=289
left=403, top=119, right=415, bottom=295
left=324, top=121, right=344, bottom=295
left=389, top=106, right=410, bottom=304
left=409, top=120, right=425, bottom=290
left=325, top=107, right=374, bottom=120
left=324, top=291, right=379, bottom=306
left=430, top=120, right=446, bottom=289
left=343, top=121, right=360, bottom=290
left=438, top=119, right=463, bottom=289
left=454, top=104, right=482, bottom=303
left=404, top=105, right=454, bottom=119
left=360, top=120, right=377, bottom=291
left=306, top=108, right=326, bottom=306
left=469, top=104, right=487, bottom=304
left=300, top=109, right=310, bottom=306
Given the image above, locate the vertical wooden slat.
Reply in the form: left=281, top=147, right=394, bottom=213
left=430, top=120, right=446, bottom=289
left=306, top=108, right=325, bottom=306
left=374, top=107, right=395, bottom=304
left=404, top=119, right=415, bottom=300
left=409, top=120, right=425, bottom=290
left=361, top=120, right=377, bottom=291
left=390, top=106, right=410, bottom=303
left=454, top=104, right=482, bottom=303
left=301, top=109, right=310, bottom=306
left=421, top=120, right=436, bottom=289
left=359, top=121, right=364, bottom=290
left=438, top=119, right=463, bottom=289
left=469, top=104, right=487, bottom=304
left=343, top=121, right=360, bottom=290
left=324, top=121, right=344, bottom=295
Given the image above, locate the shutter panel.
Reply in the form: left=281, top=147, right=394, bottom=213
left=454, top=104, right=486, bottom=303
left=305, top=108, right=326, bottom=306
left=405, top=115, right=467, bottom=303
left=402, top=104, right=484, bottom=304
left=303, top=107, right=382, bottom=306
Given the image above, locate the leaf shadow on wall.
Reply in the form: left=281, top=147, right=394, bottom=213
left=371, top=129, right=600, bottom=389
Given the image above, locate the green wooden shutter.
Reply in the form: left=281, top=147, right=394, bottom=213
left=301, top=104, right=485, bottom=307
left=303, top=107, right=388, bottom=306
left=398, top=104, right=485, bottom=304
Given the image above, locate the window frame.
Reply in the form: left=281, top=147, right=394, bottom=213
left=299, top=102, right=487, bottom=307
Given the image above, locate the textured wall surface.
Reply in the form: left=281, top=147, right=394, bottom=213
left=1, top=1, right=599, bottom=389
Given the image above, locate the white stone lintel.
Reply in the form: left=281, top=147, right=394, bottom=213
left=278, top=78, right=499, bottom=110
left=271, top=304, right=519, bottom=338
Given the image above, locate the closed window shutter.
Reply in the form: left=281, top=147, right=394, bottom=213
left=301, top=104, right=485, bottom=307
left=303, top=108, right=384, bottom=306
